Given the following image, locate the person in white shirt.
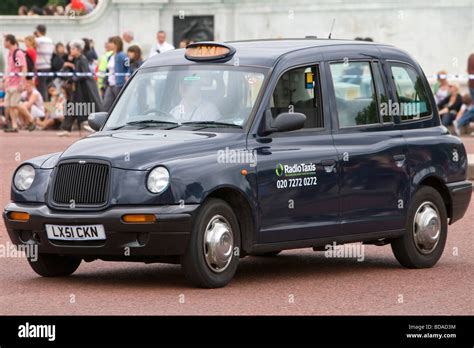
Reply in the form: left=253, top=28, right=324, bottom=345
left=122, top=30, right=140, bottom=51
left=15, top=80, right=44, bottom=127
left=148, top=31, right=175, bottom=58
left=34, top=25, right=54, bottom=101
left=170, top=76, right=220, bottom=122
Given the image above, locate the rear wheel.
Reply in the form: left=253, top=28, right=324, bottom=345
left=28, top=253, right=81, bottom=277
left=391, top=186, right=447, bottom=268
left=181, top=198, right=240, bottom=288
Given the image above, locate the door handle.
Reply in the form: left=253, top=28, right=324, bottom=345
left=393, top=154, right=406, bottom=167
left=321, top=159, right=336, bottom=166
left=393, top=154, right=406, bottom=161
left=321, top=159, right=336, bottom=173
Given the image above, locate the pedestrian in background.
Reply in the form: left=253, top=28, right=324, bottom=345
left=122, top=30, right=140, bottom=51
left=34, top=25, right=54, bottom=101
left=0, top=48, right=4, bottom=74
left=438, top=84, right=463, bottom=126
left=58, top=43, right=75, bottom=87
left=51, top=42, right=66, bottom=74
left=97, top=41, right=113, bottom=98
left=3, top=34, right=35, bottom=132
left=82, top=38, right=98, bottom=68
left=0, top=80, right=6, bottom=128
left=468, top=53, right=474, bottom=101
left=36, top=83, right=68, bottom=130
left=57, top=39, right=103, bottom=136
left=149, top=30, right=175, bottom=58
left=179, top=39, right=190, bottom=49
left=432, top=70, right=450, bottom=104
left=453, top=94, right=474, bottom=136
left=17, top=80, right=44, bottom=125
left=127, top=45, right=143, bottom=74
left=103, top=36, right=130, bottom=111
left=22, top=35, right=38, bottom=86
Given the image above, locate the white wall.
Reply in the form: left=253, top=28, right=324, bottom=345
left=0, top=0, right=473, bottom=78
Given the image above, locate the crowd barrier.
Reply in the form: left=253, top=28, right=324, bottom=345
left=0, top=72, right=473, bottom=79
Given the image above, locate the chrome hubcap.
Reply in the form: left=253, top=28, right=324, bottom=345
left=413, top=201, right=441, bottom=254
left=203, top=215, right=234, bottom=273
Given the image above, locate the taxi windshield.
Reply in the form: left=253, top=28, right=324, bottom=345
left=104, top=65, right=267, bottom=130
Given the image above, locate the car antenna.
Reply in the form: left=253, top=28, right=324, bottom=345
left=328, top=18, right=336, bottom=39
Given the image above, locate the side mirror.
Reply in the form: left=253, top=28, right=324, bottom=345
left=262, top=111, right=306, bottom=134
left=88, top=112, right=108, bottom=131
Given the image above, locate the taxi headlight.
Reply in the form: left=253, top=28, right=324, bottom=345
left=147, top=166, right=170, bottom=193
left=14, top=164, right=36, bottom=191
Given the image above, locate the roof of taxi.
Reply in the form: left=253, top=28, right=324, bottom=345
left=142, top=38, right=393, bottom=69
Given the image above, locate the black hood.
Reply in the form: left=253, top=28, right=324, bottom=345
left=58, top=130, right=245, bottom=170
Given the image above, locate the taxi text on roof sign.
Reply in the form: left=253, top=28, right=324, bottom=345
left=185, top=42, right=236, bottom=62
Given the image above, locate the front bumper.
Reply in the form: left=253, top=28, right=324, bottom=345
left=447, top=180, right=472, bottom=224
left=3, top=203, right=199, bottom=257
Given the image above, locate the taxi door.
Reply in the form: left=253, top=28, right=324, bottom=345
left=326, top=57, right=409, bottom=235
left=249, top=63, right=340, bottom=244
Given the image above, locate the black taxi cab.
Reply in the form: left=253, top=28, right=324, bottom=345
left=3, top=39, right=472, bottom=288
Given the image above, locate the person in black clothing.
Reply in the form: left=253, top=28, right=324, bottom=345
left=50, top=42, right=66, bottom=73
left=82, top=38, right=98, bottom=65
left=57, top=39, right=103, bottom=136
left=57, top=43, right=75, bottom=86
left=438, top=84, right=463, bottom=126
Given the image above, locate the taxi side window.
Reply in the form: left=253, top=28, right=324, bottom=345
left=390, top=63, right=432, bottom=121
left=330, top=61, right=379, bottom=128
left=270, top=65, right=323, bottom=129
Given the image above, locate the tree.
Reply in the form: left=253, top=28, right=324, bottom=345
left=0, top=0, right=49, bottom=15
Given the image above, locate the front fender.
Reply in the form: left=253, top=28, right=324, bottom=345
left=9, top=153, right=60, bottom=203
left=165, top=153, right=257, bottom=206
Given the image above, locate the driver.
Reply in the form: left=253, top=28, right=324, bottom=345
left=170, top=74, right=221, bottom=122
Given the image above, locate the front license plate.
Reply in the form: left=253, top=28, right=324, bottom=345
left=45, top=224, right=106, bottom=241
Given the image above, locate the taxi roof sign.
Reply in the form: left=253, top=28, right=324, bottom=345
left=185, top=42, right=236, bottom=62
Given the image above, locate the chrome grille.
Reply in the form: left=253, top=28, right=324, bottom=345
left=52, top=161, right=110, bottom=207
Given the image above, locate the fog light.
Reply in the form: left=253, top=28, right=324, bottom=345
left=19, top=230, right=33, bottom=243
left=122, top=214, right=156, bottom=223
left=137, top=232, right=150, bottom=246
left=9, top=212, right=30, bottom=221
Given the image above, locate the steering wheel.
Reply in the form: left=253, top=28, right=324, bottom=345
left=141, top=108, right=174, bottom=119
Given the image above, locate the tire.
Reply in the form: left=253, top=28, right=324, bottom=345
left=391, top=186, right=448, bottom=268
left=181, top=198, right=241, bottom=288
left=252, top=251, right=281, bottom=257
left=28, top=253, right=81, bottom=277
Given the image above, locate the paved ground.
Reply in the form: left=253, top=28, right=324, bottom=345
left=0, top=131, right=473, bottom=315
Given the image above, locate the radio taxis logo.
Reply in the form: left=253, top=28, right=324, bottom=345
left=275, top=163, right=284, bottom=177
left=275, top=162, right=317, bottom=177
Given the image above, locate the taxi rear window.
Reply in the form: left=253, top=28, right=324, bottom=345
left=390, top=63, right=432, bottom=121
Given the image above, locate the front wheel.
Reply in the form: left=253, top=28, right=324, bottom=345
left=391, top=186, right=447, bottom=268
left=181, top=199, right=241, bottom=288
left=28, top=253, right=81, bottom=277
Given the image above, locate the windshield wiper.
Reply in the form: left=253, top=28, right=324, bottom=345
left=181, top=121, right=242, bottom=128
left=110, top=120, right=179, bottom=130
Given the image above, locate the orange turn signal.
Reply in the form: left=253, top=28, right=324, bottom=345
left=122, top=214, right=156, bottom=223
left=9, top=211, right=30, bottom=221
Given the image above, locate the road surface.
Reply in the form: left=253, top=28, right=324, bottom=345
left=0, top=131, right=473, bottom=315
